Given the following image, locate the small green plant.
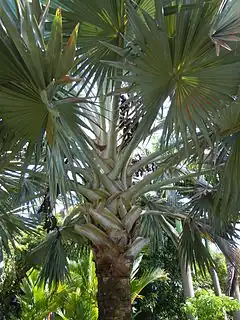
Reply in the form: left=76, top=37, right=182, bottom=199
left=182, top=289, right=240, bottom=320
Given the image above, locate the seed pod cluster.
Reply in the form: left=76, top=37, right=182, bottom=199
left=131, top=153, right=158, bottom=178
left=37, top=187, right=59, bottom=233
left=119, top=94, right=139, bottom=149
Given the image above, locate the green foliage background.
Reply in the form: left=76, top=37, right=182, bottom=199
left=183, top=290, right=240, bottom=320
left=133, top=238, right=185, bottom=320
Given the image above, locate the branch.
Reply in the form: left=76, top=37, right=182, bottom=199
left=144, top=210, right=188, bottom=221
left=99, top=91, right=108, bottom=145
left=68, top=167, right=93, bottom=182
left=67, top=181, right=104, bottom=202
left=124, top=150, right=187, bottom=200
left=107, top=60, right=123, bottom=161
left=128, top=144, right=181, bottom=176
left=139, top=168, right=218, bottom=196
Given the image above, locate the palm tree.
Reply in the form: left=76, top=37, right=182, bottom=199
left=1, top=0, right=240, bottom=318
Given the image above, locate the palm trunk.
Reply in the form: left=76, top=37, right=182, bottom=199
left=0, top=247, right=3, bottom=277
left=175, top=219, right=195, bottom=320
left=205, top=240, right=222, bottom=296
left=210, top=266, right=222, bottom=296
left=176, top=220, right=194, bottom=298
left=180, top=261, right=195, bottom=298
left=210, top=265, right=228, bottom=320
left=93, top=247, right=133, bottom=320
left=233, top=278, right=240, bottom=320
left=180, top=256, right=195, bottom=320
left=206, top=241, right=228, bottom=319
left=226, top=258, right=240, bottom=320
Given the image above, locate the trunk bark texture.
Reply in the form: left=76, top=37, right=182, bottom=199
left=93, top=246, right=133, bottom=320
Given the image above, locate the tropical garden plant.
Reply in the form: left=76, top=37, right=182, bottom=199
left=1, top=241, right=166, bottom=319
left=1, top=0, right=240, bottom=319
left=133, top=238, right=186, bottom=320
left=182, top=289, right=240, bottom=320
